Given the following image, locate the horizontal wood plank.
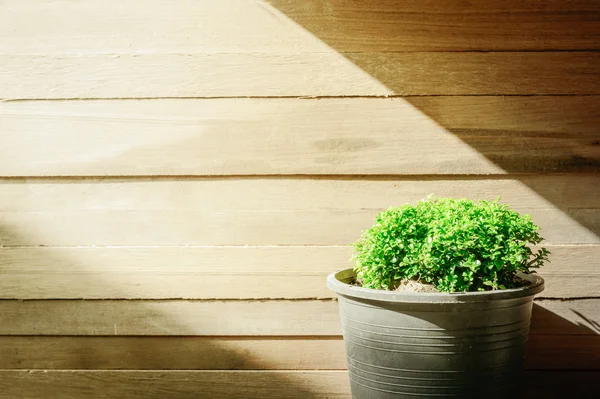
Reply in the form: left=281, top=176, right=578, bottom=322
left=268, top=0, right=600, bottom=52
left=0, top=337, right=347, bottom=370
left=0, top=299, right=596, bottom=336
left=0, top=0, right=330, bottom=55
left=0, top=335, right=597, bottom=371
left=524, top=335, right=600, bottom=370
left=3, top=97, right=598, bottom=176
left=2, top=177, right=599, bottom=210
left=0, top=370, right=352, bottom=399
left=0, top=246, right=597, bottom=299
left=344, top=52, right=600, bottom=96
left=0, top=53, right=391, bottom=100
left=1, top=208, right=597, bottom=246
left=0, top=370, right=598, bottom=399
left=3, top=53, right=598, bottom=99
left=3, top=0, right=599, bottom=54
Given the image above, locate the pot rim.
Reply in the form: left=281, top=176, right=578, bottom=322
left=327, top=268, right=544, bottom=303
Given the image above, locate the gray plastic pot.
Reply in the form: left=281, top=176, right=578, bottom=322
left=327, top=269, right=544, bottom=398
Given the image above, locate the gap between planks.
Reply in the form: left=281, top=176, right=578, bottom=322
left=4, top=94, right=600, bottom=102
left=1, top=173, right=599, bottom=182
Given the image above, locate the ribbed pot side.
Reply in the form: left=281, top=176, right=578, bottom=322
left=327, top=269, right=545, bottom=399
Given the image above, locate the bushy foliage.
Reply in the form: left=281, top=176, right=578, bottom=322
left=352, top=198, right=549, bottom=293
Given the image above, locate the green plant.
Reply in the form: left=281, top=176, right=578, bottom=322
left=351, top=197, right=549, bottom=293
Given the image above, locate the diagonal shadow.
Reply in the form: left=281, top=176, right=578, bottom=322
left=0, top=224, right=343, bottom=399
left=1, top=220, right=599, bottom=398
left=266, top=0, right=600, bottom=238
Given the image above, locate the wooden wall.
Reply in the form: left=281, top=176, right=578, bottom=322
left=1, top=0, right=599, bottom=397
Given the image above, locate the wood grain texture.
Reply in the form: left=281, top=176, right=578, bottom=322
left=2, top=177, right=598, bottom=210
left=0, top=0, right=330, bottom=55
left=1, top=208, right=597, bottom=246
left=344, top=52, right=600, bottom=96
left=2, top=97, right=600, bottom=175
left=268, top=0, right=600, bottom=51
left=0, top=246, right=597, bottom=299
left=0, top=53, right=390, bottom=100
left=0, top=335, right=597, bottom=371
left=0, top=299, right=596, bottom=336
left=0, top=337, right=347, bottom=370
left=3, top=53, right=599, bottom=100
left=1, top=178, right=598, bottom=246
left=3, top=0, right=599, bottom=54
left=0, top=370, right=352, bottom=399
left=0, top=370, right=598, bottom=399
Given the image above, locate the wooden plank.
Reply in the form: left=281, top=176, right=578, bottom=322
left=0, top=335, right=597, bottom=371
left=524, top=335, right=600, bottom=370
left=0, top=337, right=347, bottom=370
left=3, top=0, right=599, bottom=54
left=3, top=53, right=598, bottom=100
left=268, top=0, right=600, bottom=52
left=0, top=370, right=598, bottom=399
left=0, top=0, right=330, bottom=55
left=343, top=52, right=600, bottom=96
left=0, top=270, right=590, bottom=300
left=0, top=53, right=391, bottom=100
left=0, top=299, right=596, bottom=336
left=0, top=370, right=352, bottom=399
left=2, top=97, right=599, bottom=176
left=1, top=176, right=599, bottom=210
left=0, top=208, right=597, bottom=246
left=0, top=300, right=342, bottom=336
left=0, top=246, right=597, bottom=299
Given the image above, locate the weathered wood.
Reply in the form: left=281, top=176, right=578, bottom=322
left=2, top=177, right=599, bottom=211
left=0, top=299, right=596, bottom=336
left=3, top=0, right=599, bottom=54
left=268, top=0, right=600, bottom=51
left=0, top=335, right=597, bottom=370
left=0, top=208, right=597, bottom=246
left=2, top=97, right=600, bottom=175
left=344, top=52, right=600, bottom=96
left=0, top=0, right=330, bottom=55
left=0, top=53, right=390, bottom=100
left=0, top=370, right=352, bottom=399
left=0, top=370, right=598, bottom=399
left=0, top=246, right=597, bottom=299
left=0, top=337, right=347, bottom=370
left=2, top=53, right=598, bottom=100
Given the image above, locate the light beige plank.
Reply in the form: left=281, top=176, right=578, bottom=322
left=0, top=299, right=596, bottom=336
left=268, top=0, right=600, bottom=52
left=0, top=300, right=343, bottom=336
left=0, top=335, right=597, bottom=371
left=0, top=246, right=597, bottom=299
left=0, top=0, right=329, bottom=55
left=3, top=53, right=598, bottom=100
left=3, top=0, right=599, bottom=54
left=1, top=176, right=599, bottom=210
left=0, top=53, right=390, bottom=100
left=0, top=274, right=335, bottom=300
left=0, top=273, right=593, bottom=300
left=0, top=370, right=598, bottom=399
left=0, top=337, right=347, bottom=370
left=0, top=208, right=597, bottom=246
left=2, top=97, right=598, bottom=176
left=0, top=370, right=352, bottom=399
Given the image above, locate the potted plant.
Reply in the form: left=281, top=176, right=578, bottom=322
left=327, top=197, right=549, bottom=398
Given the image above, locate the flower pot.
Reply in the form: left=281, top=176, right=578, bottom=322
left=327, top=269, right=545, bottom=398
